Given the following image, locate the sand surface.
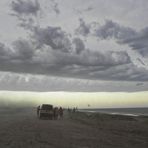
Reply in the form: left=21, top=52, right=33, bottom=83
left=0, top=108, right=148, bottom=148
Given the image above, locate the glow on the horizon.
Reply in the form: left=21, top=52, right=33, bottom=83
left=0, top=91, right=148, bottom=108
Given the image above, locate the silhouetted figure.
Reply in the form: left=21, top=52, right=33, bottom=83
left=53, top=107, right=58, bottom=120
left=68, top=107, right=71, bottom=113
left=76, top=107, right=78, bottom=112
left=37, top=106, right=40, bottom=117
left=59, top=107, right=63, bottom=119
left=73, top=107, right=76, bottom=113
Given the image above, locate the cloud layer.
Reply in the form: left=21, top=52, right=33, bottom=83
left=0, top=72, right=148, bottom=92
left=0, top=0, right=148, bottom=93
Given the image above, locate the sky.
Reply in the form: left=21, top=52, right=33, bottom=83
left=0, top=0, right=148, bottom=107
left=0, top=91, right=148, bottom=108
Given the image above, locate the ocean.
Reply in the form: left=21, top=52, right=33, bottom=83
left=79, top=107, right=148, bottom=116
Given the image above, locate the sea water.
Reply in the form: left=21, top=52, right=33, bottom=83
left=79, top=107, right=148, bottom=116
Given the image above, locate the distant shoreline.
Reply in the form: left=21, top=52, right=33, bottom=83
left=78, top=107, right=148, bottom=116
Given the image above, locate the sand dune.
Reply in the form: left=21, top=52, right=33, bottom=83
left=0, top=108, right=148, bottom=148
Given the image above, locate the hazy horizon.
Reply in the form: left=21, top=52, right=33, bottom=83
left=0, top=90, right=148, bottom=108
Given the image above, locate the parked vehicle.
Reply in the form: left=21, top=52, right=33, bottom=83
left=39, top=104, right=53, bottom=119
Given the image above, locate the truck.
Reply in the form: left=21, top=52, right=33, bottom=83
left=39, top=104, right=54, bottom=119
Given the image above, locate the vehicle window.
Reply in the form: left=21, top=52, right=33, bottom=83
left=41, top=105, right=53, bottom=110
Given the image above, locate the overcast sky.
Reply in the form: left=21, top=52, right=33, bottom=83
left=0, top=0, right=148, bottom=92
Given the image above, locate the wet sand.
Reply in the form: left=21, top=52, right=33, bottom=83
left=0, top=107, right=148, bottom=148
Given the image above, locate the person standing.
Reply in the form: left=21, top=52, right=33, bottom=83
left=59, top=107, right=63, bottom=119
left=53, top=107, right=58, bottom=120
left=37, top=106, right=40, bottom=117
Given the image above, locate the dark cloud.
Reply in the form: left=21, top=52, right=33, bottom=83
left=95, top=20, right=136, bottom=41
left=72, top=38, right=85, bottom=54
left=122, top=27, right=148, bottom=56
left=12, top=39, right=35, bottom=59
left=30, top=25, right=131, bottom=68
left=11, top=0, right=40, bottom=16
left=53, top=3, right=60, bottom=15
left=33, top=26, right=72, bottom=52
left=7, top=1, right=148, bottom=82
left=0, top=39, right=34, bottom=63
left=75, top=18, right=90, bottom=36
left=0, top=37, right=135, bottom=81
left=0, top=40, right=36, bottom=74
left=94, top=20, right=148, bottom=56
left=0, top=43, right=11, bottom=59
left=78, top=50, right=130, bottom=67
left=10, top=0, right=40, bottom=31
left=18, top=17, right=35, bottom=31
left=1, top=72, right=147, bottom=92
left=46, top=49, right=130, bottom=68
left=50, top=0, right=60, bottom=15
left=91, top=63, right=148, bottom=81
left=136, top=58, right=145, bottom=66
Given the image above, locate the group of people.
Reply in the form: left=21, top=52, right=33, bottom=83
left=67, top=107, right=78, bottom=113
left=53, top=107, right=63, bottom=120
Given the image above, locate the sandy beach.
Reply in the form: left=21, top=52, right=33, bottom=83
left=0, top=107, right=148, bottom=148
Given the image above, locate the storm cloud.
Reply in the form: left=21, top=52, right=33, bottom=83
left=75, top=18, right=90, bottom=36
left=72, top=38, right=85, bottom=54
left=0, top=0, right=148, bottom=93
left=95, top=20, right=136, bottom=41
left=11, top=0, right=40, bottom=16
left=0, top=72, right=147, bottom=92
left=0, top=31, right=135, bottom=81
left=12, top=39, right=35, bottom=59
left=122, top=27, right=148, bottom=56
left=32, top=26, right=72, bottom=52
left=1, top=36, right=147, bottom=82
left=94, top=20, right=148, bottom=56
left=0, top=43, right=12, bottom=60
left=50, top=0, right=60, bottom=15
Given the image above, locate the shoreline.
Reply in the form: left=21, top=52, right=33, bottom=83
left=78, top=108, right=148, bottom=117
